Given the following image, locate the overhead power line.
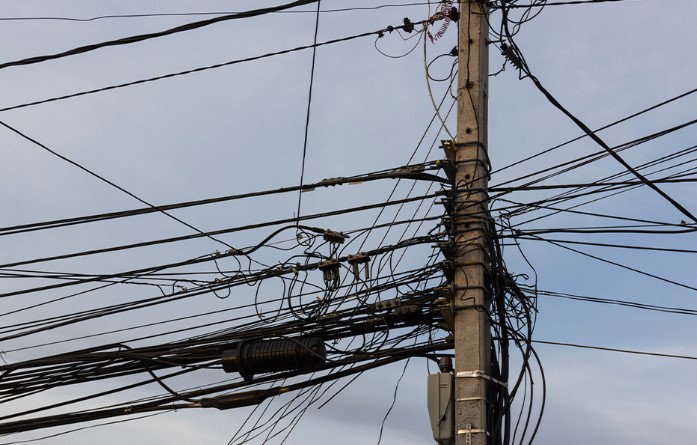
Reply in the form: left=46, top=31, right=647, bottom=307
left=527, top=73, right=697, bottom=223
left=523, top=234, right=697, bottom=293
left=496, top=197, right=689, bottom=229
left=490, top=176, right=697, bottom=193
left=0, top=162, right=443, bottom=237
left=296, top=0, right=322, bottom=224
left=534, top=289, right=697, bottom=317
left=499, top=6, right=697, bottom=225
left=533, top=339, right=697, bottom=361
left=0, top=0, right=323, bottom=71
left=0, top=348, right=446, bottom=435
left=0, top=120, right=235, bottom=250
left=0, top=192, right=438, bottom=273
left=501, top=0, right=635, bottom=7
left=0, top=24, right=414, bottom=114
left=515, top=235, right=697, bottom=254
left=538, top=0, right=634, bottom=5
left=492, top=84, right=697, bottom=177
left=0, top=2, right=431, bottom=22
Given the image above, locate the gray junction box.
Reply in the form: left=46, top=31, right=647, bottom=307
left=427, top=372, right=455, bottom=445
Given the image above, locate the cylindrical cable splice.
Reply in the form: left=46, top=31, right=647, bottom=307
left=222, top=337, right=326, bottom=380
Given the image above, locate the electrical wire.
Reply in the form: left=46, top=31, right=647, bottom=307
left=0, top=0, right=322, bottom=71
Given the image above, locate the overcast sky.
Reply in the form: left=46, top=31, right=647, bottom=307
left=0, top=1, right=696, bottom=444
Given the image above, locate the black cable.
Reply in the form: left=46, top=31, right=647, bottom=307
left=0, top=21, right=428, bottom=114
left=0, top=119, right=235, bottom=250
left=532, top=339, right=697, bottom=361
left=0, top=192, right=439, bottom=272
left=506, top=159, right=697, bottom=228
left=0, top=163, right=442, bottom=237
left=0, top=3, right=432, bottom=23
left=522, top=234, right=697, bottom=293
left=0, top=238, right=443, bottom=342
left=0, top=411, right=170, bottom=445
left=296, top=0, right=321, bottom=224
left=491, top=176, right=697, bottom=193
left=504, top=0, right=634, bottom=7
left=376, top=357, right=410, bottom=444
left=501, top=23, right=697, bottom=224
left=493, top=115, right=697, bottom=196
left=533, top=288, right=697, bottom=317
left=0, top=344, right=450, bottom=435
left=514, top=234, right=697, bottom=255
left=492, top=84, right=697, bottom=176
left=0, top=0, right=321, bottom=71
left=496, top=197, right=690, bottom=229
left=494, top=138, right=697, bottom=227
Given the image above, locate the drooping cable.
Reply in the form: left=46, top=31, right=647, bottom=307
left=296, top=0, right=322, bottom=225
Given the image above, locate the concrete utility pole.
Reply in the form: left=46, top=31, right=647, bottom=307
left=453, top=1, right=491, bottom=445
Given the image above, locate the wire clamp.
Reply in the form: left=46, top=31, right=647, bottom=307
left=323, top=229, right=347, bottom=244
left=457, top=428, right=487, bottom=435
left=347, top=252, right=370, bottom=280
left=456, top=396, right=485, bottom=402
left=456, top=370, right=508, bottom=388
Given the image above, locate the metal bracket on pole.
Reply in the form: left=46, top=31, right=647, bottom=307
left=457, top=423, right=488, bottom=445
